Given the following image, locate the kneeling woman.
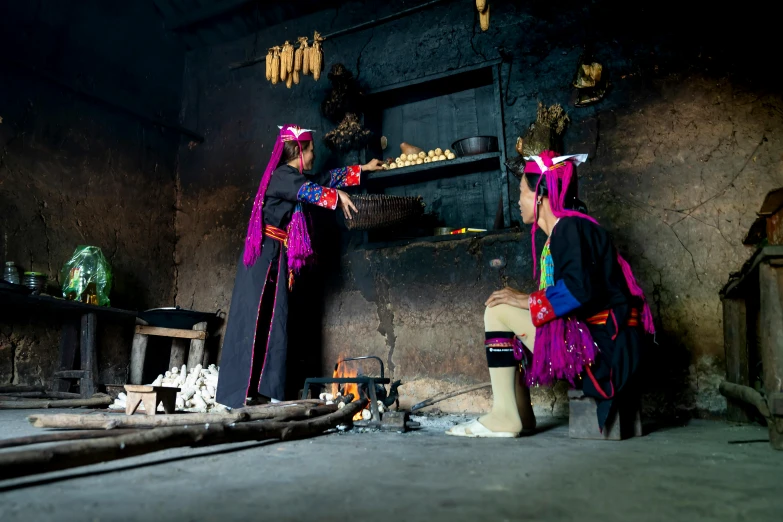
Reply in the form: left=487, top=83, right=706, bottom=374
left=447, top=151, right=654, bottom=437
left=216, top=125, right=382, bottom=409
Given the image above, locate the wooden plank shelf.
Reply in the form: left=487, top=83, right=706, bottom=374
left=359, top=228, right=519, bottom=251
left=365, top=152, right=501, bottom=186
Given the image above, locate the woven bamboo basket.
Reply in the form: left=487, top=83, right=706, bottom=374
left=346, top=194, right=425, bottom=231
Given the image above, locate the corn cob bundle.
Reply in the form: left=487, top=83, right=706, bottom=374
left=265, top=48, right=274, bottom=81
left=344, top=194, right=425, bottom=231
left=295, top=37, right=306, bottom=72
left=312, top=31, right=324, bottom=81
left=271, top=46, right=281, bottom=85
left=282, top=41, right=294, bottom=74
left=480, top=3, right=490, bottom=31
left=303, top=43, right=312, bottom=75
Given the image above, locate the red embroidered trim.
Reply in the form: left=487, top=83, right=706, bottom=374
left=529, top=289, right=556, bottom=327
left=317, top=187, right=338, bottom=210
left=344, top=165, right=361, bottom=187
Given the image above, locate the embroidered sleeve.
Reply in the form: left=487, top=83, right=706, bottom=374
left=297, top=181, right=338, bottom=210
left=529, top=280, right=583, bottom=327
left=328, top=165, right=362, bottom=189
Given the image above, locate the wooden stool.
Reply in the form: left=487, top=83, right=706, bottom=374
left=129, top=322, right=208, bottom=385
left=568, top=389, right=642, bottom=440
left=124, top=385, right=179, bottom=416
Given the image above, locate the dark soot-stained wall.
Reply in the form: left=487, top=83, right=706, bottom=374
left=176, top=0, right=782, bottom=417
left=0, top=1, right=185, bottom=386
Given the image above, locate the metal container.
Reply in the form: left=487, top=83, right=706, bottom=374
left=138, top=306, right=218, bottom=330
left=23, top=272, right=47, bottom=294
left=451, top=136, right=499, bottom=157
left=434, top=227, right=453, bottom=235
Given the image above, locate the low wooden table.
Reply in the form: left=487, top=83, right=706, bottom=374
left=129, top=323, right=208, bottom=384
left=124, top=385, right=179, bottom=416
left=0, top=290, right=137, bottom=398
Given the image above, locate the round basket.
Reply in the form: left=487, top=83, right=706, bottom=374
left=346, top=194, right=425, bottom=231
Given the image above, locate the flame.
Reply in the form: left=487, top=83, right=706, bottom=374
left=332, top=359, right=366, bottom=421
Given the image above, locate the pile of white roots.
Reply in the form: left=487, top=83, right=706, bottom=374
left=109, top=364, right=228, bottom=413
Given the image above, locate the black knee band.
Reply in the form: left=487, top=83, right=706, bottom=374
left=485, top=332, right=517, bottom=367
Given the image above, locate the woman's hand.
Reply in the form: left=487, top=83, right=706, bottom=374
left=337, top=190, right=358, bottom=220
left=362, top=159, right=384, bottom=172
left=485, top=287, right=530, bottom=310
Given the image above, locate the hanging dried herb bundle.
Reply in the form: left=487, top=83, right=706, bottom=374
left=521, top=102, right=569, bottom=157
left=506, top=102, right=570, bottom=175
left=323, top=113, right=373, bottom=153
left=345, top=194, right=425, bottom=231
left=321, top=63, right=364, bottom=124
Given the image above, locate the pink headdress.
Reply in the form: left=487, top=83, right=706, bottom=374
left=525, top=150, right=655, bottom=335
left=243, top=124, right=314, bottom=268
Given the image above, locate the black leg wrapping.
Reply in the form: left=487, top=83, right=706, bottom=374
left=485, top=331, right=517, bottom=368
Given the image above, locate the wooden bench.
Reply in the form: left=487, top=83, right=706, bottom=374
left=568, top=389, right=643, bottom=441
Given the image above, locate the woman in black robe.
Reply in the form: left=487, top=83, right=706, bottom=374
left=216, top=125, right=382, bottom=409
left=448, top=151, right=654, bottom=437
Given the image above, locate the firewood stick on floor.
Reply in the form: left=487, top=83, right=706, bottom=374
left=0, top=395, right=113, bottom=410
left=410, top=383, right=491, bottom=412
left=0, top=400, right=366, bottom=481
left=28, top=403, right=337, bottom=430
left=0, top=429, right=142, bottom=450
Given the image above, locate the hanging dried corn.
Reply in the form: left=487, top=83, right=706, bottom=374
left=476, top=0, right=487, bottom=12
left=265, top=48, right=274, bottom=81
left=295, top=37, right=306, bottom=73
left=282, top=41, right=294, bottom=75
left=286, top=74, right=293, bottom=89
left=312, top=31, right=324, bottom=81
left=271, top=46, right=281, bottom=85
left=479, top=3, right=490, bottom=31
left=293, top=69, right=301, bottom=85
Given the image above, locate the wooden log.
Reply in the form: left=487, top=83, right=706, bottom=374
left=0, top=395, right=112, bottom=410
left=722, top=298, right=753, bottom=423
left=0, top=392, right=81, bottom=400
left=410, top=382, right=491, bottom=412
left=29, top=403, right=337, bottom=429
left=169, top=338, right=188, bottom=369
left=719, top=381, right=770, bottom=418
left=80, top=313, right=98, bottom=398
left=0, top=385, right=45, bottom=393
left=187, top=322, right=208, bottom=370
left=130, top=332, right=149, bottom=384
left=136, top=325, right=207, bottom=340
left=0, top=429, right=142, bottom=450
left=1, top=400, right=366, bottom=480
left=757, top=263, right=783, bottom=450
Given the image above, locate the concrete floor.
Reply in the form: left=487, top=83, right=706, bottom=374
left=0, top=409, right=781, bottom=522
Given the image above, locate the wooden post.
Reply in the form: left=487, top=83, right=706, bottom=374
left=54, top=319, right=79, bottom=393
left=169, top=339, right=188, bottom=370
left=130, top=332, right=149, bottom=385
left=187, top=322, right=208, bottom=370
left=722, top=298, right=753, bottom=422
left=79, top=313, right=98, bottom=399
left=757, top=262, right=783, bottom=450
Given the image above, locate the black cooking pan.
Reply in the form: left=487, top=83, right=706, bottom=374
left=138, top=306, right=219, bottom=329
left=451, top=136, right=499, bottom=157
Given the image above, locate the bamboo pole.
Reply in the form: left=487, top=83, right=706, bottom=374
left=28, top=403, right=337, bottom=430
left=0, top=400, right=365, bottom=480
left=0, top=429, right=142, bottom=450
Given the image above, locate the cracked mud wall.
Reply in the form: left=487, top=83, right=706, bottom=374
left=0, top=1, right=184, bottom=386
left=176, top=1, right=782, bottom=417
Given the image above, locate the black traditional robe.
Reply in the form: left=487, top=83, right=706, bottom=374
left=529, top=217, right=644, bottom=428
left=216, top=164, right=361, bottom=408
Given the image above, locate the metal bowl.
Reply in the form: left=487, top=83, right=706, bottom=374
left=451, top=136, right=499, bottom=157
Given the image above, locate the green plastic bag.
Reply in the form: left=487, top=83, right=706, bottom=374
left=61, top=246, right=112, bottom=307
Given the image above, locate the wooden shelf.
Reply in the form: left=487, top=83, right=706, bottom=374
left=359, top=228, right=519, bottom=250
left=365, top=152, right=501, bottom=186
